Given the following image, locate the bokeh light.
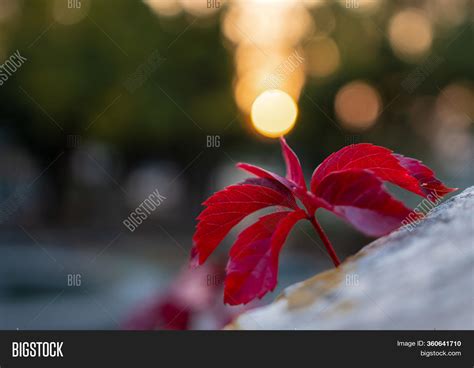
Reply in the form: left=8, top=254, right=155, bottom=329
left=306, top=37, right=340, bottom=78
left=144, top=0, right=182, bottom=17
left=234, top=58, right=305, bottom=114
left=223, top=0, right=312, bottom=120
left=0, top=0, right=20, bottom=23
left=388, top=9, right=433, bottom=61
left=435, top=83, right=473, bottom=129
left=334, top=81, right=381, bottom=131
left=251, top=89, right=298, bottom=138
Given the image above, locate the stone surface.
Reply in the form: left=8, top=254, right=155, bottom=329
left=229, top=187, right=474, bottom=330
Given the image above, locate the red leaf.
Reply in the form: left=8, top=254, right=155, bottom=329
left=280, top=136, right=306, bottom=189
left=311, top=144, right=425, bottom=197
left=395, top=155, right=457, bottom=197
left=224, top=210, right=306, bottom=305
left=191, top=178, right=297, bottom=267
left=315, top=169, right=418, bottom=237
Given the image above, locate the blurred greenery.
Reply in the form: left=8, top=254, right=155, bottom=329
left=2, top=1, right=235, bottom=162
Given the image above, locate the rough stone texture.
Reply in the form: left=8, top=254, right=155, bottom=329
left=229, top=187, right=474, bottom=330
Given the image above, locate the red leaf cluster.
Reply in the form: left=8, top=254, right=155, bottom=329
left=191, top=138, right=456, bottom=305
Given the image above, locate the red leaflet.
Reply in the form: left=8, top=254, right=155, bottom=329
left=191, top=178, right=297, bottom=267
left=315, top=169, right=417, bottom=237
left=394, top=155, right=457, bottom=197
left=191, top=137, right=456, bottom=305
left=280, top=137, right=306, bottom=189
left=224, top=210, right=306, bottom=305
left=311, top=143, right=425, bottom=197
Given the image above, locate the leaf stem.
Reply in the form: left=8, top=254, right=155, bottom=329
left=309, top=215, right=341, bottom=267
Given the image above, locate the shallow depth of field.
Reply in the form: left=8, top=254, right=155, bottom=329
left=0, top=0, right=472, bottom=329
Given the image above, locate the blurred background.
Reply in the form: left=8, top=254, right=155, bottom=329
left=0, top=0, right=472, bottom=329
